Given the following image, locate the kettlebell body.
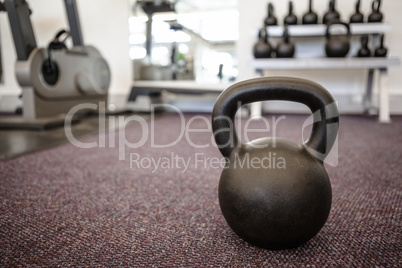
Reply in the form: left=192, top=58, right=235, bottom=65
left=357, top=35, right=371, bottom=57
left=368, top=0, right=383, bottom=23
left=212, top=77, right=339, bottom=249
left=323, top=0, right=340, bottom=24
left=325, top=22, right=350, bottom=58
left=219, top=139, right=332, bottom=249
left=284, top=1, right=298, bottom=25
left=253, top=28, right=273, bottom=58
left=302, top=0, right=318, bottom=25
left=265, top=3, right=278, bottom=26
left=374, top=34, right=388, bottom=57
left=350, top=0, right=364, bottom=23
left=276, top=26, right=295, bottom=58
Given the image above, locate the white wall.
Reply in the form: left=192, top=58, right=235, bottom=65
left=0, top=0, right=131, bottom=97
left=237, top=0, right=402, bottom=113
left=2, top=0, right=401, bottom=113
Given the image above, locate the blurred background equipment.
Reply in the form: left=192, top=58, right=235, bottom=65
left=0, top=0, right=110, bottom=129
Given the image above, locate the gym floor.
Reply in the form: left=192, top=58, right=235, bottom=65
left=0, top=112, right=401, bottom=266
left=0, top=113, right=149, bottom=160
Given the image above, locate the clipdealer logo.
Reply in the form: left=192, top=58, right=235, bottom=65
left=64, top=102, right=338, bottom=172
left=129, top=151, right=286, bottom=174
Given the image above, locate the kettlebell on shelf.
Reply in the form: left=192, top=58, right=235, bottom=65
left=368, top=0, right=383, bottom=23
left=253, top=28, right=273, bottom=58
left=374, top=34, right=388, bottom=57
left=325, top=21, right=351, bottom=58
left=323, top=0, right=341, bottom=24
left=264, top=3, right=278, bottom=26
left=357, top=35, right=371, bottom=57
left=350, top=0, right=364, bottom=23
left=212, top=76, right=339, bottom=250
left=276, top=25, right=295, bottom=58
left=284, top=1, right=298, bottom=25
left=302, top=0, right=318, bottom=25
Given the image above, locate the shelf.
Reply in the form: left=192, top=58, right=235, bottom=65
left=131, top=80, right=231, bottom=94
left=251, top=57, right=401, bottom=70
left=266, top=23, right=392, bottom=37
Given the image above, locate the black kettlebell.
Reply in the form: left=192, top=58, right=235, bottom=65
left=276, top=25, right=295, bottom=58
left=323, top=0, right=340, bottom=24
left=264, top=3, right=278, bottom=26
left=350, top=0, right=364, bottom=23
left=325, top=22, right=351, bottom=58
left=374, top=34, right=388, bottom=57
left=212, top=77, right=339, bottom=250
left=368, top=0, right=383, bottom=23
left=284, top=1, right=298, bottom=25
left=253, top=28, right=273, bottom=58
left=357, top=35, right=371, bottom=57
left=302, top=0, right=318, bottom=25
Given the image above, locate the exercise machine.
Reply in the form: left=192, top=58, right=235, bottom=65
left=0, top=0, right=111, bottom=128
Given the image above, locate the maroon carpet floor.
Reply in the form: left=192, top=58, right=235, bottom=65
left=1, top=114, right=401, bottom=267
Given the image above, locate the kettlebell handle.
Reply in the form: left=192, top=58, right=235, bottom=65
left=212, top=77, right=339, bottom=160
left=374, top=0, right=381, bottom=12
left=258, top=27, right=268, bottom=42
left=268, top=3, right=274, bottom=15
left=326, top=21, right=351, bottom=40
left=288, top=1, right=293, bottom=15
left=283, top=24, right=290, bottom=43
left=355, top=0, right=361, bottom=12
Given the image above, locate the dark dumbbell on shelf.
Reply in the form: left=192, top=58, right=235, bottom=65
left=357, top=35, right=371, bottom=57
left=374, top=34, right=388, bottom=57
left=350, top=0, right=364, bottom=23
left=368, top=0, right=383, bottom=23
left=302, top=0, right=318, bottom=25
left=253, top=28, right=273, bottom=58
left=325, top=21, right=350, bottom=58
left=323, top=0, right=340, bottom=24
left=264, top=3, right=278, bottom=26
left=276, top=25, right=295, bottom=58
left=284, top=1, right=298, bottom=25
